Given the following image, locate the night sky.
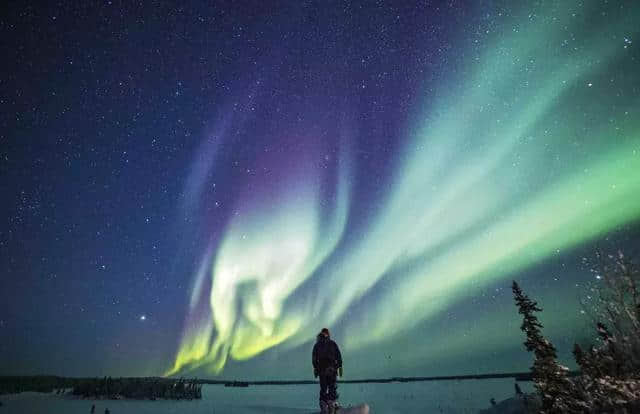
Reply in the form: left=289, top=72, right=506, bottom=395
left=2, top=1, right=640, bottom=380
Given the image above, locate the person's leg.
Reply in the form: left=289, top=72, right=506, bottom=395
left=327, top=371, right=338, bottom=402
left=319, top=373, right=328, bottom=402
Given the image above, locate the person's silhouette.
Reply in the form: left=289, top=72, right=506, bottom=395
left=312, top=328, right=343, bottom=413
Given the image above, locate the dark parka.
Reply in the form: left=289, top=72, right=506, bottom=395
left=312, top=334, right=343, bottom=373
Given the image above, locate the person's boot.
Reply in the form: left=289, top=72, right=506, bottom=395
left=326, top=400, right=336, bottom=414
left=319, top=399, right=329, bottom=413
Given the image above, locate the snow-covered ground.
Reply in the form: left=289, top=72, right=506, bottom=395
left=0, top=380, right=533, bottom=413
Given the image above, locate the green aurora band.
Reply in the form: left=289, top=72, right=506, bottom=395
left=167, top=1, right=640, bottom=376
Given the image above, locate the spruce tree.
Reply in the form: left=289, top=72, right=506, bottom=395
left=512, top=281, right=582, bottom=413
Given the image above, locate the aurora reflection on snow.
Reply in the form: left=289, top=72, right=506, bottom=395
left=167, top=2, right=640, bottom=376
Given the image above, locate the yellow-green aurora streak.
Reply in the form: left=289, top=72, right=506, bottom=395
left=167, top=1, right=640, bottom=376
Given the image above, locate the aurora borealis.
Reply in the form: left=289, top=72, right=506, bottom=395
left=2, top=1, right=640, bottom=381
left=166, top=1, right=640, bottom=376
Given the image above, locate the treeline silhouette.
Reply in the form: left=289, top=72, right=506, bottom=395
left=0, top=376, right=201, bottom=400
left=72, top=377, right=201, bottom=400
left=0, top=376, right=73, bottom=394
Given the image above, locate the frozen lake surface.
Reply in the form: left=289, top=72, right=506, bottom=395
left=0, top=380, right=533, bottom=413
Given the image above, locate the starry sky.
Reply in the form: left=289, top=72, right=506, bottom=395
left=1, top=1, right=640, bottom=380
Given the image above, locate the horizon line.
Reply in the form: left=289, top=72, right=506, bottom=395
left=0, top=370, right=582, bottom=384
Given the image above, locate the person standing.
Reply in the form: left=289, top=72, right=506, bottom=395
left=312, top=328, right=343, bottom=413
